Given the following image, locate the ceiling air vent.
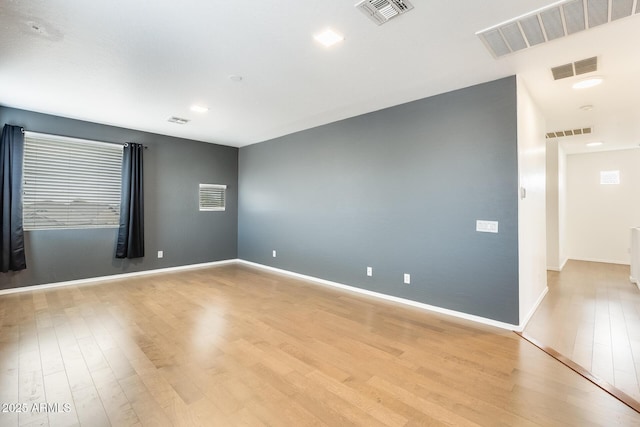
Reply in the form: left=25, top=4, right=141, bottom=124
left=551, top=56, right=598, bottom=80
left=355, top=0, right=414, bottom=25
left=546, top=127, right=593, bottom=139
left=477, top=0, right=640, bottom=58
left=167, top=116, right=190, bottom=125
left=574, top=56, right=598, bottom=74
left=551, top=63, right=575, bottom=80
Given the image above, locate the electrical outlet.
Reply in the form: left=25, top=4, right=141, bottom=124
left=403, top=273, right=411, bottom=284
left=272, top=250, right=277, bottom=258
left=367, top=267, right=373, bottom=277
left=157, top=250, right=163, bottom=259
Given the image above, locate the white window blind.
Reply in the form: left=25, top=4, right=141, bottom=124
left=23, top=132, right=123, bottom=230
left=199, top=184, right=226, bottom=211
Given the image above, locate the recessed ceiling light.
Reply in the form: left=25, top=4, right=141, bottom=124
left=572, top=76, right=603, bottom=90
left=190, top=105, right=209, bottom=113
left=586, top=141, right=603, bottom=147
left=313, top=28, right=344, bottom=48
left=229, top=75, right=243, bottom=82
left=579, top=104, right=594, bottom=111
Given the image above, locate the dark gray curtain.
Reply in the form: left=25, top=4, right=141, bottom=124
left=0, top=125, right=27, bottom=272
left=116, top=143, right=144, bottom=258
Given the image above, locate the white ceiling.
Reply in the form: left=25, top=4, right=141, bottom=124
left=1, top=0, right=639, bottom=153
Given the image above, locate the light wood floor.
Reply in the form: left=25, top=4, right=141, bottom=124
left=525, top=260, right=640, bottom=403
left=1, top=264, right=638, bottom=426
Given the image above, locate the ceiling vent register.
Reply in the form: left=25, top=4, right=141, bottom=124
left=551, top=56, right=598, bottom=80
left=477, top=0, right=640, bottom=58
left=355, top=0, right=414, bottom=25
left=546, top=127, right=593, bottom=138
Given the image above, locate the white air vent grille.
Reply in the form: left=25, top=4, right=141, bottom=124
left=546, top=127, right=593, bottom=138
left=519, top=16, right=546, bottom=46
left=551, top=56, right=598, bottom=80
left=563, top=0, right=586, bottom=34
left=355, top=0, right=414, bottom=25
left=588, top=0, right=609, bottom=27
left=612, top=0, right=634, bottom=20
left=478, top=0, right=639, bottom=58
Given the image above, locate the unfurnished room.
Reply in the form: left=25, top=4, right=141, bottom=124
left=1, top=1, right=640, bottom=426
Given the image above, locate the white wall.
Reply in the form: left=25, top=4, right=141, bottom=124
left=567, top=149, right=640, bottom=265
left=558, top=146, right=567, bottom=268
left=546, top=143, right=568, bottom=271
left=546, top=142, right=559, bottom=269
left=517, top=77, right=548, bottom=327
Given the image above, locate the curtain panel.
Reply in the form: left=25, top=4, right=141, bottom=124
left=116, top=143, right=144, bottom=258
left=0, top=124, right=27, bottom=272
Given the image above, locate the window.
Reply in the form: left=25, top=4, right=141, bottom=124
left=199, top=184, right=226, bottom=211
left=600, top=170, right=620, bottom=185
left=23, top=132, right=123, bottom=230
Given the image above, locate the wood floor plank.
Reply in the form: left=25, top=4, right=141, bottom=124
left=118, top=374, right=173, bottom=427
left=42, top=370, right=79, bottom=427
left=70, top=383, right=110, bottom=427
left=367, top=375, right=480, bottom=426
left=572, top=320, right=594, bottom=370
left=91, top=366, right=140, bottom=426
left=18, top=310, right=47, bottom=427
left=37, top=327, right=64, bottom=378
left=283, top=370, right=377, bottom=427
left=305, top=370, right=407, bottom=427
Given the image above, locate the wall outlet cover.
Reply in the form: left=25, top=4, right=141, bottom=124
left=476, top=220, right=499, bottom=233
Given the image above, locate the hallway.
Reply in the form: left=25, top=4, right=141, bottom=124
left=525, top=260, right=640, bottom=402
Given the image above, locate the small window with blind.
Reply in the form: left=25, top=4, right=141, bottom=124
left=600, top=170, right=620, bottom=185
left=23, top=132, right=123, bottom=230
left=199, top=184, right=226, bottom=211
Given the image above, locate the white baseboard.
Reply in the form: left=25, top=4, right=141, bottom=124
left=560, top=257, right=568, bottom=271
left=237, top=260, right=520, bottom=331
left=568, top=257, right=630, bottom=266
left=547, top=258, right=569, bottom=272
left=0, top=259, right=238, bottom=296
left=518, top=286, right=548, bottom=332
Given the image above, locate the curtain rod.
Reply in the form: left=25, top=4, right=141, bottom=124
left=123, top=142, right=149, bottom=149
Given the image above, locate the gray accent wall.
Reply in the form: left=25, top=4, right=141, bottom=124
left=238, top=77, right=519, bottom=324
left=0, top=107, right=238, bottom=290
